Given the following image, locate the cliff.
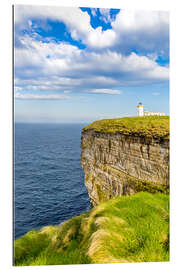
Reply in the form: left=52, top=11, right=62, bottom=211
left=81, top=116, right=169, bottom=206
left=14, top=116, right=170, bottom=265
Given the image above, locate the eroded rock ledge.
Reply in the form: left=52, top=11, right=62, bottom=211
left=81, top=118, right=169, bottom=206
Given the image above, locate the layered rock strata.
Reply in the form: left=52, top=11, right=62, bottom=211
left=81, top=130, right=169, bottom=206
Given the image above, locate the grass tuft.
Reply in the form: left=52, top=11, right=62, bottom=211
left=14, top=192, right=169, bottom=265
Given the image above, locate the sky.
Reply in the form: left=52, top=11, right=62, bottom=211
left=14, top=5, right=169, bottom=123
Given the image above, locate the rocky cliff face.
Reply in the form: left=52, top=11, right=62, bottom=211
left=81, top=130, right=169, bottom=206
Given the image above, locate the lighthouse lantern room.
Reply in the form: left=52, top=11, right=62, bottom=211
left=137, top=102, right=144, bottom=116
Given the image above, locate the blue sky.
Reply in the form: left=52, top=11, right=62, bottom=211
left=14, top=5, right=169, bottom=123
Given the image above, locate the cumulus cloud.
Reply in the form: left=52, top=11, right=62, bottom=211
left=14, top=35, right=169, bottom=98
left=14, top=6, right=169, bottom=101
left=15, top=5, right=116, bottom=49
left=111, top=10, right=169, bottom=56
left=14, top=5, right=169, bottom=54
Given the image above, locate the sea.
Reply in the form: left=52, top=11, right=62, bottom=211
left=14, top=123, right=91, bottom=239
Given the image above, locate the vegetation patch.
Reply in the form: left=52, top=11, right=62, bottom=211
left=83, top=116, right=169, bottom=138
left=14, top=216, right=92, bottom=266
left=81, top=141, right=88, bottom=149
left=96, top=184, right=108, bottom=203
left=14, top=192, right=169, bottom=265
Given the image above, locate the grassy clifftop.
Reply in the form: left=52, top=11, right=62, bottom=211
left=83, top=116, right=169, bottom=138
left=14, top=192, right=169, bottom=265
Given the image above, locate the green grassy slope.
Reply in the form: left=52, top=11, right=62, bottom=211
left=14, top=192, right=169, bottom=265
left=83, top=116, right=169, bottom=138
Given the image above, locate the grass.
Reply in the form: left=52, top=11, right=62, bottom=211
left=14, top=216, right=92, bottom=266
left=83, top=116, right=169, bottom=138
left=14, top=192, right=169, bottom=265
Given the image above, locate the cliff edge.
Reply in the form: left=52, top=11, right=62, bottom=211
left=81, top=116, right=169, bottom=206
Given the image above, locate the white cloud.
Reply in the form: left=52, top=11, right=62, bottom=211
left=64, top=90, right=72, bottom=94
left=87, top=27, right=116, bottom=48
left=15, top=5, right=116, bottom=49
left=89, top=89, right=123, bottom=94
left=99, top=8, right=111, bottom=23
left=113, top=9, right=168, bottom=30
left=111, top=10, right=169, bottom=55
left=91, top=8, right=98, bottom=17
left=14, top=86, right=23, bottom=92
left=15, top=92, right=70, bottom=100
left=14, top=6, right=169, bottom=53
left=14, top=36, right=169, bottom=97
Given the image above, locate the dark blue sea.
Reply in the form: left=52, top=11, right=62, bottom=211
left=14, top=123, right=90, bottom=239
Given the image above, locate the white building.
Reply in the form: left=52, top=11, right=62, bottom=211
left=137, top=103, right=165, bottom=117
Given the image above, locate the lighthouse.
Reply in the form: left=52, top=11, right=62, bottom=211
left=137, top=102, right=144, bottom=116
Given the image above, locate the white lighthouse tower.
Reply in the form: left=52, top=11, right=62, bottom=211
left=137, top=102, right=144, bottom=116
